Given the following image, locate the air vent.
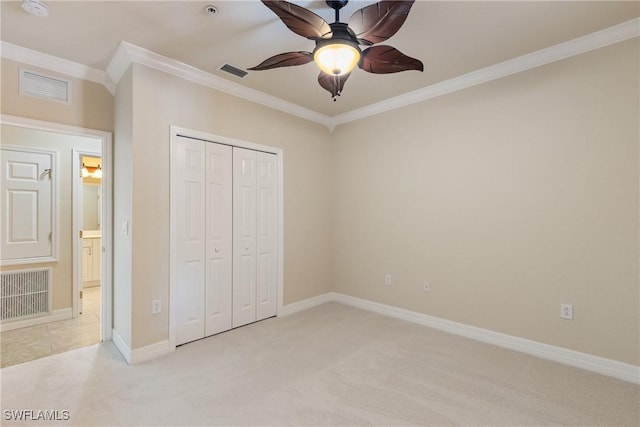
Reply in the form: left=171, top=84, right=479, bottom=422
left=218, top=63, right=248, bottom=79
left=20, top=69, right=71, bottom=104
left=1, top=268, right=52, bottom=322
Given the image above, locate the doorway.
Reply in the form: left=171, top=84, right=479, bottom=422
left=74, top=153, right=102, bottom=336
left=0, top=115, right=112, bottom=367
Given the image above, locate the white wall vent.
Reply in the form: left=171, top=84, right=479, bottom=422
left=1, top=268, right=52, bottom=322
left=20, top=69, right=71, bottom=104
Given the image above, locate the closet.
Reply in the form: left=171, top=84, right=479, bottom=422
left=173, top=135, right=278, bottom=346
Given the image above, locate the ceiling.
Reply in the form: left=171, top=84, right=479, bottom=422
left=1, top=1, right=638, bottom=117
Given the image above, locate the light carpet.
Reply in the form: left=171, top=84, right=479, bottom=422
left=1, top=302, right=638, bottom=426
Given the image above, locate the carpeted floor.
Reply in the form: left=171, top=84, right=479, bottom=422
left=1, top=302, right=638, bottom=426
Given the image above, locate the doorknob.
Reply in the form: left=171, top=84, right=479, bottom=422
left=214, top=248, right=219, bottom=253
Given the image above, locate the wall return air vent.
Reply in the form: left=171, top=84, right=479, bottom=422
left=20, top=69, right=71, bottom=104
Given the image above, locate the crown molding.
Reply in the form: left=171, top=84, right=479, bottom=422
left=2, top=17, right=638, bottom=130
left=332, top=17, right=640, bottom=127
left=106, top=41, right=333, bottom=129
left=0, top=41, right=116, bottom=95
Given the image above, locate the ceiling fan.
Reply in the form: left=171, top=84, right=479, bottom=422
left=248, top=0, right=423, bottom=101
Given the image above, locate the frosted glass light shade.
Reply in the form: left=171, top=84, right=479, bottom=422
left=314, top=42, right=361, bottom=76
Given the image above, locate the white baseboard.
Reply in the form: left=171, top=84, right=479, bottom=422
left=129, top=340, right=172, bottom=364
left=111, top=328, right=131, bottom=363
left=0, top=308, right=73, bottom=332
left=112, top=329, right=172, bottom=365
left=283, top=292, right=639, bottom=384
left=280, top=292, right=335, bottom=316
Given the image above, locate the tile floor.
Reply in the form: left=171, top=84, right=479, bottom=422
left=0, top=286, right=100, bottom=368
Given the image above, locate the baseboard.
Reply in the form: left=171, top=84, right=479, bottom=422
left=129, top=340, right=172, bottom=364
left=280, top=292, right=335, bottom=316
left=112, top=329, right=172, bottom=365
left=111, top=328, right=131, bottom=363
left=0, top=308, right=73, bottom=332
left=280, top=292, right=639, bottom=384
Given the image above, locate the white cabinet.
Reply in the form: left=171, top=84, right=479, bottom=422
left=173, top=136, right=278, bottom=346
left=82, top=237, right=101, bottom=286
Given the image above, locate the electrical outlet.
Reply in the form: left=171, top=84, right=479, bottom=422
left=423, top=282, right=430, bottom=292
left=560, top=304, right=573, bottom=320
left=152, top=299, right=162, bottom=315
left=385, top=274, right=392, bottom=286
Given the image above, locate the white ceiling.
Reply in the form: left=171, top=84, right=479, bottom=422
left=1, top=1, right=638, bottom=117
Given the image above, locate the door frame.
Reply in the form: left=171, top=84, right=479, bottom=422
left=1, top=114, right=114, bottom=342
left=72, top=148, right=101, bottom=318
left=169, top=126, right=284, bottom=350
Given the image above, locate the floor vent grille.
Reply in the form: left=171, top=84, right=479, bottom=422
left=1, top=268, right=52, bottom=322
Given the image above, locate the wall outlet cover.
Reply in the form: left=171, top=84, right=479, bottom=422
left=560, top=303, right=573, bottom=320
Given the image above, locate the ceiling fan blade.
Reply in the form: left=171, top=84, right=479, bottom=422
left=359, top=45, right=423, bottom=74
left=318, top=71, right=351, bottom=101
left=261, top=0, right=333, bottom=40
left=248, top=51, right=314, bottom=71
left=348, top=0, right=415, bottom=46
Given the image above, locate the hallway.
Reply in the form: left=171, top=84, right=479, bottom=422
left=0, top=287, right=100, bottom=368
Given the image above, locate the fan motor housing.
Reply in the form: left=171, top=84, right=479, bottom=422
left=313, top=22, right=361, bottom=55
left=326, top=0, right=349, bottom=11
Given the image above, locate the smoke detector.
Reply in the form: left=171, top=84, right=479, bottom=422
left=20, top=0, right=49, bottom=17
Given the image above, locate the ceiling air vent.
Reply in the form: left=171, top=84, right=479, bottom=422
left=20, top=69, right=71, bottom=104
left=218, top=63, right=248, bottom=79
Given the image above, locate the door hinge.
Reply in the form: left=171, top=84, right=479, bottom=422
left=49, top=232, right=52, bottom=242
left=79, top=230, right=83, bottom=238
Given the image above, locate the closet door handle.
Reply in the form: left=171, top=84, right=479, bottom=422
left=214, top=248, right=219, bottom=253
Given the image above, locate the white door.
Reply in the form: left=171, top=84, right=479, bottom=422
left=174, top=136, right=206, bottom=345
left=204, top=143, right=233, bottom=336
left=232, top=148, right=257, bottom=328
left=0, top=148, right=53, bottom=262
left=256, top=152, right=278, bottom=321
left=173, top=138, right=279, bottom=344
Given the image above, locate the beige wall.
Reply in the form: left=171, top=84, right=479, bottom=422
left=113, top=67, right=134, bottom=346
left=1, top=58, right=114, bottom=132
left=331, top=39, right=639, bottom=365
left=115, top=63, right=333, bottom=348
left=1, top=57, right=112, bottom=316
left=0, top=125, right=101, bottom=310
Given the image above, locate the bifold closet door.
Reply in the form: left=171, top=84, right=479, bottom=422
left=204, top=142, right=233, bottom=336
left=255, top=151, right=278, bottom=321
left=174, top=137, right=232, bottom=346
left=232, top=148, right=278, bottom=328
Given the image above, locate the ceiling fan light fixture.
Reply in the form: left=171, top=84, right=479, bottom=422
left=313, top=41, right=361, bottom=76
